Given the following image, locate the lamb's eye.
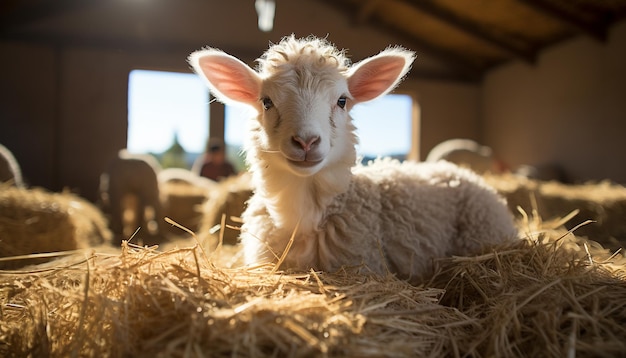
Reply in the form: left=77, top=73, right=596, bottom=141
left=337, top=96, right=347, bottom=109
left=261, top=97, right=273, bottom=110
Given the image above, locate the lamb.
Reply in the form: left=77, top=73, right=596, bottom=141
left=99, top=149, right=164, bottom=244
left=189, top=35, right=518, bottom=282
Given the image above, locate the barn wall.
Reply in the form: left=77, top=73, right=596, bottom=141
left=57, top=48, right=129, bottom=201
left=0, top=42, right=58, bottom=190
left=0, top=42, right=194, bottom=201
left=407, top=80, right=481, bottom=160
left=0, top=40, right=481, bottom=202
left=483, top=20, right=626, bottom=184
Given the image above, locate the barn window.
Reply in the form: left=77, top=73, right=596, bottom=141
left=127, top=69, right=209, bottom=168
left=224, top=105, right=253, bottom=171
left=224, top=94, right=418, bottom=164
left=351, top=93, right=418, bottom=161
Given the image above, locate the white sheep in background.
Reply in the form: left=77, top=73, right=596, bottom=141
left=0, top=143, right=24, bottom=187
left=426, top=138, right=503, bottom=175
left=189, top=36, right=517, bottom=282
left=99, top=149, right=164, bottom=244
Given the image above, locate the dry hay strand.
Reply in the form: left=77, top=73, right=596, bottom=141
left=0, top=186, right=112, bottom=269
left=1, top=211, right=625, bottom=357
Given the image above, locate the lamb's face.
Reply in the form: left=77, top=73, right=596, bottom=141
left=189, top=36, right=416, bottom=178
left=257, top=68, right=354, bottom=177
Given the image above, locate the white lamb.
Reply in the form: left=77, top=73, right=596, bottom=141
left=189, top=36, right=517, bottom=282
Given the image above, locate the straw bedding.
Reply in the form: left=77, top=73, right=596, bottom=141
left=1, top=179, right=626, bottom=357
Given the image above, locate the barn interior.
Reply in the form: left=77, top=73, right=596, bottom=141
left=2, top=1, right=626, bottom=356
left=2, top=0, right=626, bottom=200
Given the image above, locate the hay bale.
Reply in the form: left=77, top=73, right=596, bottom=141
left=486, top=174, right=626, bottom=250
left=197, top=173, right=254, bottom=246
left=160, top=181, right=211, bottom=234
left=485, top=173, right=541, bottom=216
left=158, top=168, right=217, bottom=236
left=0, top=186, right=111, bottom=269
left=539, top=180, right=626, bottom=249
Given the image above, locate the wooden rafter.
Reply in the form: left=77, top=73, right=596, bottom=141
left=519, top=0, right=607, bottom=41
left=402, top=0, right=537, bottom=64
left=316, top=0, right=484, bottom=82
left=0, top=0, right=98, bottom=34
left=361, top=22, right=484, bottom=82
left=0, top=30, right=212, bottom=59
left=355, top=0, right=385, bottom=24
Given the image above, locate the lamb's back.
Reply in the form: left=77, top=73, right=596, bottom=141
left=352, top=159, right=516, bottom=281
left=241, top=159, right=516, bottom=282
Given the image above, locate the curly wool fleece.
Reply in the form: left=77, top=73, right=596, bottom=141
left=242, top=159, right=517, bottom=282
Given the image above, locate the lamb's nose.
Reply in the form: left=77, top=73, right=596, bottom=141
left=292, top=135, right=321, bottom=152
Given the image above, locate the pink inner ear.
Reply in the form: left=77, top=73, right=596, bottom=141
left=198, top=55, right=260, bottom=104
left=348, top=56, right=407, bottom=103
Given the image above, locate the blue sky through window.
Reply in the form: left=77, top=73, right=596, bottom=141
left=127, top=69, right=209, bottom=154
left=128, top=69, right=414, bottom=159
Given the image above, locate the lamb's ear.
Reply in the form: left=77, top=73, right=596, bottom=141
left=347, top=48, right=415, bottom=103
left=188, top=49, right=261, bottom=106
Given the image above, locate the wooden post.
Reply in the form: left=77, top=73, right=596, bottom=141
left=209, top=94, right=225, bottom=141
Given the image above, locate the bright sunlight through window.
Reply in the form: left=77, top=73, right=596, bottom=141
left=128, top=69, right=415, bottom=169
left=350, top=94, right=414, bottom=160
left=127, top=69, right=209, bottom=155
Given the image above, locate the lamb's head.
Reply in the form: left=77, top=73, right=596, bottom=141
left=189, top=36, right=415, bottom=178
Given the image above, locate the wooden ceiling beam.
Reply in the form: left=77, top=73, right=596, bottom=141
left=0, top=31, right=231, bottom=61
left=519, top=0, right=607, bottom=42
left=0, top=0, right=98, bottom=34
left=316, top=0, right=484, bottom=82
left=403, top=0, right=537, bottom=64
left=0, top=31, right=477, bottom=83
left=372, top=21, right=484, bottom=82
left=355, top=0, right=385, bottom=24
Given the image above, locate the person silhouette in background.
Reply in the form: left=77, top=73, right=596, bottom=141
left=193, top=138, right=237, bottom=181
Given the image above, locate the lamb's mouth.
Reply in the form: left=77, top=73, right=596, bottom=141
left=288, top=159, right=323, bottom=168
